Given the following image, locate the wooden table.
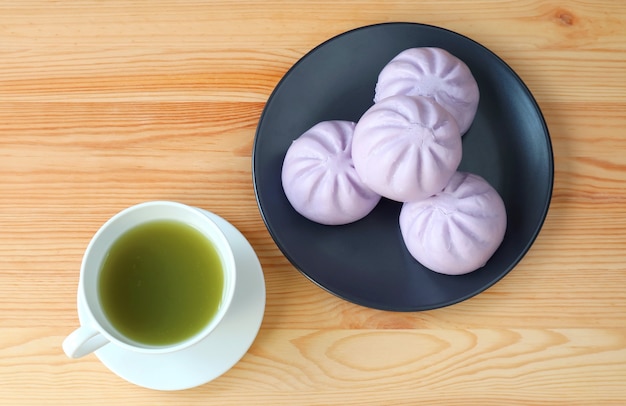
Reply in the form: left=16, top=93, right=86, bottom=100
left=1, top=1, right=625, bottom=404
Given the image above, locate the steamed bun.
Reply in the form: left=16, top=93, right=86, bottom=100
left=352, top=95, right=462, bottom=202
left=399, top=172, right=507, bottom=275
left=374, top=47, right=479, bottom=135
left=281, top=120, right=381, bottom=225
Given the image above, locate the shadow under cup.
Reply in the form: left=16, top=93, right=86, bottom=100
left=80, top=201, right=236, bottom=353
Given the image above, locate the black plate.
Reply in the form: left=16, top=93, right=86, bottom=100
left=252, top=23, right=553, bottom=311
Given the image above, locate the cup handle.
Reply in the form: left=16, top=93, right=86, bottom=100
left=62, top=326, right=110, bottom=358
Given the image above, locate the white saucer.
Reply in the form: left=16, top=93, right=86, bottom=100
left=77, top=209, right=266, bottom=390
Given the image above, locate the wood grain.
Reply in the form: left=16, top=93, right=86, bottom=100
left=1, top=0, right=626, bottom=404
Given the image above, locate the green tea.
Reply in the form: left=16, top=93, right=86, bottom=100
left=98, top=220, right=224, bottom=346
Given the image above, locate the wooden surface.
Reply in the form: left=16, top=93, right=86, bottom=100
left=1, top=1, right=625, bottom=404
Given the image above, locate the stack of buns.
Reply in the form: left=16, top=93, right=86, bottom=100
left=281, top=47, right=506, bottom=275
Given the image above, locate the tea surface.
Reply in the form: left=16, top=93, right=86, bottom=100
left=98, top=220, right=224, bottom=346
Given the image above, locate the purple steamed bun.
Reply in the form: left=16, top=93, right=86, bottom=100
left=374, top=47, right=480, bottom=135
left=281, top=120, right=381, bottom=225
left=352, top=95, right=462, bottom=203
left=399, top=172, right=507, bottom=275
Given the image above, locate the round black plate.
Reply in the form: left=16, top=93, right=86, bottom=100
left=252, top=23, right=553, bottom=311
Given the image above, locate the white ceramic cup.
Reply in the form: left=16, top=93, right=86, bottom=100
left=62, top=201, right=236, bottom=359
